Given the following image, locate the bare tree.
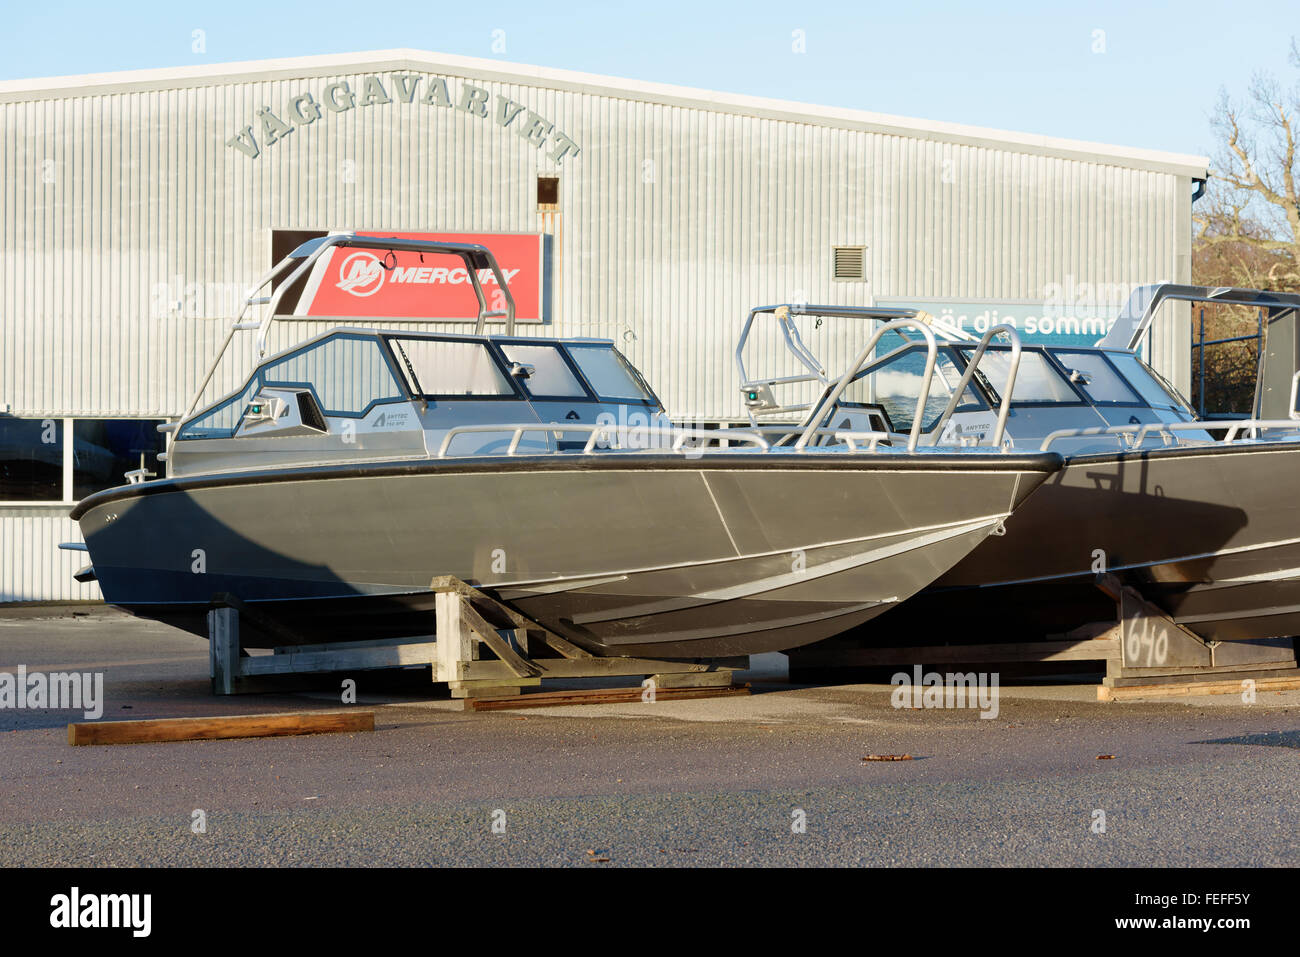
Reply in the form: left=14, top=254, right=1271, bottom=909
left=1195, top=39, right=1300, bottom=289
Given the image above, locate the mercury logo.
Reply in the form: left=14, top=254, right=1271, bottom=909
left=335, top=251, right=385, bottom=297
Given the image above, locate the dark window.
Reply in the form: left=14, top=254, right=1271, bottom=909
left=0, top=417, right=63, bottom=501
left=270, top=228, right=329, bottom=314
left=72, top=419, right=167, bottom=499
left=537, top=176, right=559, bottom=208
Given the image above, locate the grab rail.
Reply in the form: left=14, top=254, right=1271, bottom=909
left=925, top=324, right=1021, bottom=450
left=834, top=431, right=892, bottom=452
left=435, top=423, right=772, bottom=458
left=1039, top=418, right=1300, bottom=451
left=797, top=319, right=939, bottom=453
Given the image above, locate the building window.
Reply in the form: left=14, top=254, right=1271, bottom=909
left=0, top=418, right=63, bottom=501
left=0, top=417, right=166, bottom=504
left=537, top=175, right=560, bottom=210
left=72, top=420, right=168, bottom=500
left=832, top=245, right=867, bottom=281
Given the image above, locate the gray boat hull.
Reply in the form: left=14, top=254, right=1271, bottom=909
left=848, top=441, right=1300, bottom=645
left=72, top=452, right=1060, bottom=657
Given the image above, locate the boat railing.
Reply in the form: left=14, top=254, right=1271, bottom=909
left=1038, top=418, right=1300, bottom=452
left=435, top=423, right=772, bottom=458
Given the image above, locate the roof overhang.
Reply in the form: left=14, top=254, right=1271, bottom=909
left=0, top=48, right=1209, bottom=177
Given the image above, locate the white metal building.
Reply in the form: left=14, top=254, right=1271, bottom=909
left=0, top=48, right=1208, bottom=601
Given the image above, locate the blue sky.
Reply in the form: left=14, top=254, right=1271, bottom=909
left=2, top=0, right=1296, bottom=158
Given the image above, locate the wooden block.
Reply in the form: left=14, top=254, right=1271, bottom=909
left=1097, top=674, right=1300, bottom=702
left=649, top=670, right=735, bottom=689
left=465, top=683, right=751, bottom=711
left=447, top=678, right=541, bottom=699
left=68, top=710, right=375, bottom=746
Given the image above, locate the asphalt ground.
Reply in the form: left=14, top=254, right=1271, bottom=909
left=1, top=610, right=1298, bottom=867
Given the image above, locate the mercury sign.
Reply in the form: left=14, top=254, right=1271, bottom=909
left=293, top=232, right=549, bottom=322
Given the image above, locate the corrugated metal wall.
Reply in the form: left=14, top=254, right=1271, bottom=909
left=0, top=512, right=101, bottom=601
left=1, top=57, right=1196, bottom=600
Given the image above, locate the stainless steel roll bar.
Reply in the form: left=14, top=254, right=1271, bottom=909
left=797, top=319, right=940, bottom=452
left=176, top=233, right=517, bottom=439
left=735, top=303, right=925, bottom=395
left=1101, top=283, right=1300, bottom=352
left=922, top=325, right=1021, bottom=449
left=435, top=423, right=771, bottom=457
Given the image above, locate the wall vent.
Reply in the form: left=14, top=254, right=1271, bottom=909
left=832, top=245, right=867, bottom=281
left=537, top=175, right=560, bottom=210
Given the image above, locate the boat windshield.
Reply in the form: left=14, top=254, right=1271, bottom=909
left=499, top=343, right=588, bottom=397
left=844, top=345, right=985, bottom=433
left=961, top=348, right=1078, bottom=404
left=388, top=338, right=516, bottom=397
left=565, top=343, right=656, bottom=402
left=1105, top=352, right=1187, bottom=411
left=178, top=334, right=406, bottom=438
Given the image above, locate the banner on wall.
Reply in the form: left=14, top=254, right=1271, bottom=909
left=293, top=231, right=549, bottom=322
left=874, top=298, right=1118, bottom=348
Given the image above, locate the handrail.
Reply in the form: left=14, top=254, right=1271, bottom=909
left=796, top=319, right=939, bottom=453
left=924, top=324, right=1021, bottom=450
left=834, top=431, right=892, bottom=452
left=1220, top=419, right=1300, bottom=443
left=435, top=423, right=772, bottom=458
left=1038, top=418, right=1300, bottom=452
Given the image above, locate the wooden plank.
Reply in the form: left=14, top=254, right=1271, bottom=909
left=435, top=591, right=474, bottom=683
left=272, top=634, right=437, bottom=655
left=1098, top=674, right=1300, bottom=702
left=430, top=575, right=594, bottom=659
left=457, top=599, right=543, bottom=679
left=465, top=683, right=751, bottom=711
left=208, top=606, right=240, bottom=695
left=459, top=656, right=747, bottom=680
left=238, top=641, right=440, bottom=676
left=788, top=639, right=1121, bottom=667
left=68, top=710, right=375, bottom=746
left=211, top=592, right=311, bottom=647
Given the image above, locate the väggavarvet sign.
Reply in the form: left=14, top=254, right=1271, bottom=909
left=226, top=73, right=581, bottom=164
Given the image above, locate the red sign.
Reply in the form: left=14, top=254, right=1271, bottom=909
left=294, top=231, right=546, bottom=321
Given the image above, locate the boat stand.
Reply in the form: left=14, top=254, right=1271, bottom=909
left=206, top=578, right=747, bottom=702
left=786, top=573, right=1299, bottom=700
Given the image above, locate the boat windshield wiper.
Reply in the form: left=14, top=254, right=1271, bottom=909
left=390, top=339, right=428, bottom=412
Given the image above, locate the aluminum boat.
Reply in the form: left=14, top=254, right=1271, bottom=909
left=69, top=234, right=1063, bottom=657
left=736, top=288, right=1300, bottom=646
